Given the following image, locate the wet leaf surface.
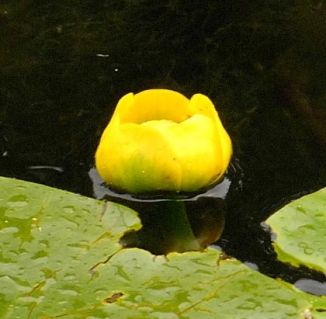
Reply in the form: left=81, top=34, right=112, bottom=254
left=0, top=177, right=325, bottom=318
left=266, top=188, right=326, bottom=274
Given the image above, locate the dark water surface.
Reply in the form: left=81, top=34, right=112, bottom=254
left=1, top=1, right=325, bottom=285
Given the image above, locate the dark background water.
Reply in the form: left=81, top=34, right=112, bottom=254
left=1, top=1, right=325, bottom=283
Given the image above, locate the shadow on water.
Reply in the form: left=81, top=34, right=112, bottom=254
left=1, top=1, right=325, bottom=290
left=89, top=168, right=227, bottom=255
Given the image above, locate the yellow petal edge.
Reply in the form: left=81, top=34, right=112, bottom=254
left=95, top=89, right=232, bottom=193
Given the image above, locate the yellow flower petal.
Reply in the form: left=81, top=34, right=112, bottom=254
left=95, top=121, right=182, bottom=193
left=144, top=115, right=224, bottom=191
left=189, top=94, right=232, bottom=169
left=119, top=89, right=192, bottom=124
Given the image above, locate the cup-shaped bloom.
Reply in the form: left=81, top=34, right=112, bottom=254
left=95, top=89, right=232, bottom=194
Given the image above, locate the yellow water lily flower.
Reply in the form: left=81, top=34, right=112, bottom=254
left=95, top=89, right=232, bottom=193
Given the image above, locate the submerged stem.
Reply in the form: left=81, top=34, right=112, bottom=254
left=157, top=200, right=201, bottom=252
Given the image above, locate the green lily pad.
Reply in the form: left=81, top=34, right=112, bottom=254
left=0, top=177, right=325, bottom=318
left=266, top=187, right=326, bottom=273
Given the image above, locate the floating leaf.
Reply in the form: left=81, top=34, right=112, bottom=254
left=0, top=176, right=141, bottom=318
left=266, top=187, right=326, bottom=273
left=0, top=177, right=324, bottom=318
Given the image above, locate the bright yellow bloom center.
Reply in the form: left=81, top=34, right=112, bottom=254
left=95, top=89, right=232, bottom=193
